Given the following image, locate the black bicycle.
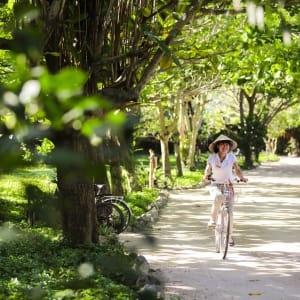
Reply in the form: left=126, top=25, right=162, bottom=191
left=51, top=179, right=129, bottom=234
left=95, top=196, right=125, bottom=234
left=94, top=184, right=132, bottom=233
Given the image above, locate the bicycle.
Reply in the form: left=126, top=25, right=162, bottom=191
left=51, top=179, right=128, bottom=234
left=207, top=178, right=244, bottom=259
left=94, top=195, right=125, bottom=234
left=94, top=184, right=132, bottom=233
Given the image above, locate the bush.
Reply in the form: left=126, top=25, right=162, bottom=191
left=0, top=225, right=139, bottom=299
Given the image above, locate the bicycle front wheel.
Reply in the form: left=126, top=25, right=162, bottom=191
left=222, top=210, right=230, bottom=259
left=215, top=209, right=230, bottom=259
left=96, top=202, right=125, bottom=234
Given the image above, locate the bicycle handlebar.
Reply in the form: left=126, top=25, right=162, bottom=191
left=203, top=177, right=248, bottom=185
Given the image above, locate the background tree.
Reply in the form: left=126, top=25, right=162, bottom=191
left=217, top=2, right=300, bottom=167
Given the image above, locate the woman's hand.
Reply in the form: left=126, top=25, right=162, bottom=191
left=239, top=177, right=248, bottom=182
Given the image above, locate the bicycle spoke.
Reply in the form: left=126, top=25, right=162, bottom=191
left=96, top=202, right=125, bottom=234
left=103, top=197, right=132, bottom=231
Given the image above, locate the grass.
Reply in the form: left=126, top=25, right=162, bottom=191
left=0, top=225, right=139, bottom=299
left=258, top=152, right=280, bottom=163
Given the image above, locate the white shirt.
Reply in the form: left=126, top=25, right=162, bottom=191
left=208, top=152, right=237, bottom=183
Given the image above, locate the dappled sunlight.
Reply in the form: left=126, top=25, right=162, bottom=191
left=120, top=157, right=300, bottom=299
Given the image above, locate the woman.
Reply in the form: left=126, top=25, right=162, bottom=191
left=203, top=134, right=247, bottom=246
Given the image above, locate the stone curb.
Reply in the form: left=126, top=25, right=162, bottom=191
left=133, top=190, right=170, bottom=230
left=124, top=190, right=170, bottom=299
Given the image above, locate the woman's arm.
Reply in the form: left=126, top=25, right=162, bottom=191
left=203, top=162, right=212, bottom=181
left=233, top=162, right=247, bottom=182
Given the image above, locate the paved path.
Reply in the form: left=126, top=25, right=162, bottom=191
left=120, top=156, right=300, bottom=300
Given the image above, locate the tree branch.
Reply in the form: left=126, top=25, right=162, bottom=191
left=42, top=0, right=67, bottom=47
left=135, top=0, right=205, bottom=95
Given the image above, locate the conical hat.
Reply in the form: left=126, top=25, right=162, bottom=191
left=208, top=134, right=238, bottom=152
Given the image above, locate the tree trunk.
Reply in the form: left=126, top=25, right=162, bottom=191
left=119, top=128, right=141, bottom=192
left=243, top=141, right=253, bottom=169
left=106, top=134, right=124, bottom=196
left=188, top=100, right=203, bottom=170
left=157, top=101, right=175, bottom=179
left=178, top=97, right=188, bottom=166
left=55, top=129, right=100, bottom=244
left=160, top=135, right=171, bottom=177
left=173, top=132, right=183, bottom=177
left=148, top=149, right=157, bottom=188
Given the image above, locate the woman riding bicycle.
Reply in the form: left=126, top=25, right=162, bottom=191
left=203, top=134, right=247, bottom=246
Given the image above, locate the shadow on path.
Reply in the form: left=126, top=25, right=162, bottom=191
left=120, top=156, right=300, bottom=300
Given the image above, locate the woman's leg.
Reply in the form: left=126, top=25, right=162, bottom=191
left=208, top=186, right=224, bottom=227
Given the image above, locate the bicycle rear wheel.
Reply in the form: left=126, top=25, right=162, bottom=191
left=103, top=197, right=132, bottom=231
left=96, top=202, right=125, bottom=234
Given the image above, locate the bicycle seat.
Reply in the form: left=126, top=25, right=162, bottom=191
left=94, top=184, right=107, bottom=196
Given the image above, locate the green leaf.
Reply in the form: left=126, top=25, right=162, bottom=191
left=81, top=118, right=103, bottom=137
left=105, top=110, right=126, bottom=126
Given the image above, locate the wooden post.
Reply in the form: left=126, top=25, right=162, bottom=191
left=149, top=149, right=157, bottom=188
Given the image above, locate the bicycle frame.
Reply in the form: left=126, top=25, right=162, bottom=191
left=214, top=183, right=234, bottom=259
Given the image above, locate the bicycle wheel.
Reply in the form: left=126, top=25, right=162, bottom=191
left=103, top=197, right=132, bottom=231
left=96, top=202, right=125, bottom=234
left=215, top=212, right=224, bottom=253
left=222, top=209, right=230, bottom=259
left=215, top=208, right=230, bottom=259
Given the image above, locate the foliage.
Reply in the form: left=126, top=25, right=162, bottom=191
left=125, top=189, right=160, bottom=219
left=268, top=102, right=300, bottom=138
left=0, top=225, right=138, bottom=299
left=258, top=152, right=280, bottom=163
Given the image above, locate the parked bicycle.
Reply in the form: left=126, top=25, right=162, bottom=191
left=94, top=184, right=132, bottom=233
left=95, top=195, right=125, bottom=234
left=51, top=179, right=131, bottom=234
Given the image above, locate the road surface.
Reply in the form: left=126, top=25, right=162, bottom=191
left=120, top=156, right=300, bottom=300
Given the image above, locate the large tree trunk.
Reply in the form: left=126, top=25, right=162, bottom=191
left=55, top=129, right=100, bottom=244
left=42, top=0, right=113, bottom=244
